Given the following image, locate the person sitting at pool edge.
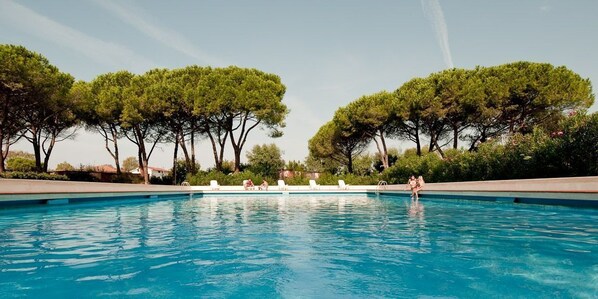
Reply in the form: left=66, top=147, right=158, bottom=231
left=244, top=179, right=255, bottom=190
left=415, top=176, right=425, bottom=201
left=407, top=175, right=418, bottom=201
left=259, top=180, right=268, bottom=191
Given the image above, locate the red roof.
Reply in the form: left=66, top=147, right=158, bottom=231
left=94, top=164, right=117, bottom=173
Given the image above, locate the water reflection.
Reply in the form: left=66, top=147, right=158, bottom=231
left=407, top=200, right=425, bottom=219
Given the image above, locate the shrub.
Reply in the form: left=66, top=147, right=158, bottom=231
left=284, top=175, right=309, bottom=186
left=381, top=152, right=442, bottom=184
left=187, top=170, right=271, bottom=186
left=6, top=157, right=36, bottom=172
left=0, top=171, right=68, bottom=181
left=314, top=173, right=378, bottom=185
left=150, top=175, right=173, bottom=185
left=62, top=171, right=99, bottom=182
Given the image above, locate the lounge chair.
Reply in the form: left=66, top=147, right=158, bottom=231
left=277, top=180, right=288, bottom=190
left=210, top=180, right=220, bottom=190
left=338, top=180, right=349, bottom=190
left=309, top=179, right=320, bottom=190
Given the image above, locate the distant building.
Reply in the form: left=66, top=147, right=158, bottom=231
left=131, top=166, right=171, bottom=178
left=93, top=164, right=117, bottom=173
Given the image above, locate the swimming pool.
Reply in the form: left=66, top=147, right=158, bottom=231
left=0, top=194, right=596, bottom=297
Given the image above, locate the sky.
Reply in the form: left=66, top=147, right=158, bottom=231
left=1, top=0, right=597, bottom=170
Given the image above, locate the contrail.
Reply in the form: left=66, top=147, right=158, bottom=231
left=92, top=0, right=227, bottom=67
left=421, top=0, right=454, bottom=69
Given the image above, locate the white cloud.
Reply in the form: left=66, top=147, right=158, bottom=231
left=91, top=0, right=227, bottom=67
left=0, top=0, right=155, bottom=73
left=421, top=0, right=454, bottom=69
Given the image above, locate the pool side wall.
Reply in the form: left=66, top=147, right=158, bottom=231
left=1, top=177, right=597, bottom=208
left=377, top=176, right=598, bottom=207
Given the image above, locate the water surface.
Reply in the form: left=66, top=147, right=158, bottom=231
left=0, top=195, right=596, bottom=298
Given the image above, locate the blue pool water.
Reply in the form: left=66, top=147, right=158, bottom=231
left=0, top=194, right=597, bottom=298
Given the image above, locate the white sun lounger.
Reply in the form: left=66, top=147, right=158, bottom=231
left=277, top=180, right=288, bottom=190
left=338, top=180, right=349, bottom=190
left=210, top=180, right=220, bottom=190
left=309, top=179, right=320, bottom=190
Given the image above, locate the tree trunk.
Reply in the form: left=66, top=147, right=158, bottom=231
left=190, top=124, right=197, bottom=174
left=435, top=140, right=446, bottom=159
left=428, top=133, right=435, bottom=153
left=134, top=127, right=150, bottom=184
left=0, top=130, right=7, bottom=173
left=42, top=133, right=56, bottom=173
left=415, top=126, right=422, bottom=156
left=232, top=144, right=241, bottom=173
left=172, top=132, right=179, bottom=185
left=32, top=128, right=43, bottom=172
left=453, top=126, right=459, bottom=149
left=178, top=134, right=191, bottom=171
left=206, top=130, right=222, bottom=171
left=137, top=149, right=145, bottom=178
left=0, top=147, right=5, bottom=172
left=347, top=153, right=353, bottom=174
left=380, top=130, right=389, bottom=169
left=111, top=126, right=121, bottom=175
left=142, top=156, right=149, bottom=185
left=372, top=130, right=389, bottom=169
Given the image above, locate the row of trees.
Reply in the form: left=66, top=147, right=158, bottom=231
left=309, top=62, right=595, bottom=173
left=0, top=44, right=288, bottom=184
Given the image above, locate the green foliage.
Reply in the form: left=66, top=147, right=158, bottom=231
left=195, top=66, right=288, bottom=172
left=150, top=175, right=173, bottom=185
left=286, top=160, right=306, bottom=171
left=171, top=159, right=199, bottom=185
left=246, top=143, right=284, bottom=178
left=6, top=157, right=36, bottom=172
left=7, top=151, right=35, bottom=160
left=352, top=154, right=375, bottom=176
left=187, top=170, right=270, bottom=186
left=0, top=44, right=77, bottom=172
left=55, top=161, right=75, bottom=171
left=557, top=112, right=598, bottom=175
left=314, top=61, right=594, bottom=166
left=283, top=175, right=310, bottom=186
left=308, top=120, right=369, bottom=173
left=0, top=171, right=68, bottom=181
left=62, top=171, right=99, bottom=182
left=314, top=173, right=379, bottom=185
left=110, top=174, right=143, bottom=184
left=381, top=112, right=598, bottom=182
left=381, top=152, right=442, bottom=184
left=218, top=160, right=236, bottom=175
left=122, top=156, right=138, bottom=172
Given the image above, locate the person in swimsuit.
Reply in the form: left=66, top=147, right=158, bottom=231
left=259, top=180, right=268, bottom=191
left=407, top=175, right=418, bottom=200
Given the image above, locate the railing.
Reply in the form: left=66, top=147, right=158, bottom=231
left=377, top=181, right=388, bottom=191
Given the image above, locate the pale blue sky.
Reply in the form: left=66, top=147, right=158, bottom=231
left=1, top=0, right=597, bottom=169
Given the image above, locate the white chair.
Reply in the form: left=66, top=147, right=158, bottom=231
left=277, top=180, right=288, bottom=190
left=309, top=179, right=320, bottom=190
left=210, top=180, right=220, bottom=190
left=338, top=180, right=349, bottom=190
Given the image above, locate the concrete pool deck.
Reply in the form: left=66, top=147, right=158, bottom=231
left=0, top=176, right=597, bottom=207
